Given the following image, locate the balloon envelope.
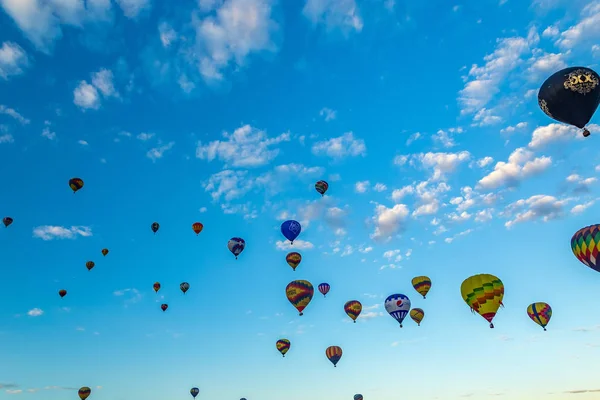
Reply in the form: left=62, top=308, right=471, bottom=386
left=527, top=302, right=552, bottom=331
left=410, top=308, right=424, bottom=326
left=384, top=294, right=411, bottom=327
left=571, top=224, right=600, bottom=273
left=460, top=274, right=504, bottom=328
left=190, top=387, right=199, bottom=398
left=78, top=387, right=91, bottom=400
left=228, top=237, right=246, bottom=258
left=2, top=217, right=13, bottom=227
left=411, top=276, right=431, bottom=298
left=325, top=345, right=343, bottom=367
left=286, top=252, right=302, bottom=270
left=281, top=220, right=302, bottom=243
left=276, top=339, right=290, bottom=357
left=286, top=280, right=314, bottom=316
left=69, top=178, right=84, bottom=193
left=344, top=300, right=362, bottom=322
left=315, top=180, right=329, bottom=195
left=318, top=282, right=330, bottom=297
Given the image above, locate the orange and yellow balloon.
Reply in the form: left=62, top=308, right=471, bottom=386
left=153, top=282, right=161, bottom=293
left=460, top=274, right=504, bottom=328
left=286, top=252, right=302, bottom=271
left=192, top=222, right=204, bottom=235
left=69, top=178, right=84, bottom=193
left=411, top=276, right=432, bottom=299
left=527, top=302, right=552, bottom=331
left=325, top=345, right=343, bottom=367
left=344, top=300, right=362, bottom=323
left=286, top=280, right=314, bottom=316
left=409, top=308, right=424, bottom=326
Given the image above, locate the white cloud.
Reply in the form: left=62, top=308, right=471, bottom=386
left=319, top=107, right=336, bottom=121
left=78, top=140, right=88, bottom=146
left=303, top=0, right=363, bottom=32
left=529, top=123, right=598, bottom=149
left=432, top=128, right=464, bottom=147
left=0, top=133, right=14, bottom=143
left=476, top=157, right=494, bottom=168
left=370, top=203, right=409, bottom=241
left=275, top=239, right=314, bottom=250
left=555, top=2, right=600, bottom=50
left=373, top=183, right=387, bottom=192
left=355, top=180, right=369, bottom=193
left=458, top=32, right=536, bottom=114
left=33, top=225, right=92, bottom=241
left=0, top=105, right=30, bottom=124
left=27, top=308, right=43, bottom=317
left=593, top=44, right=600, bottom=58
left=572, top=200, right=595, bottom=214
left=500, top=122, right=527, bottom=134
left=406, top=132, right=421, bottom=145
left=192, top=0, right=278, bottom=82
left=0, top=41, right=29, bottom=80
left=115, top=0, right=151, bottom=18
left=413, top=151, right=471, bottom=181
left=113, top=288, right=143, bottom=305
left=73, top=81, right=100, bottom=110
left=197, top=125, right=290, bottom=168
left=199, top=207, right=208, bottom=213
left=137, top=132, right=155, bottom=141
left=91, top=69, right=118, bottom=97
left=41, top=127, right=56, bottom=140
left=542, top=25, right=559, bottom=38
left=503, top=195, right=570, bottom=229
left=147, top=142, right=174, bottom=161
left=477, top=147, right=551, bottom=190
left=527, top=51, right=566, bottom=78
left=158, top=22, right=177, bottom=48
left=312, top=132, right=366, bottom=159
left=472, top=108, right=502, bottom=127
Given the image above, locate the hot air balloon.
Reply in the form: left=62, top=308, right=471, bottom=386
left=286, top=280, right=314, bottom=316
left=85, top=261, right=95, bottom=271
left=411, top=276, right=431, bottom=299
left=153, top=282, right=161, bottom=293
left=410, top=308, right=424, bottom=326
left=385, top=294, right=411, bottom=328
left=69, top=178, right=84, bottom=193
left=180, top=282, right=190, bottom=294
left=228, top=237, right=246, bottom=259
left=78, top=387, right=91, bottom=400
left=2, top=217, right=13, bottom=227
left=354, top=395, right=364, bottom=400
left=325, top=345, right=342, bottom=367
left=190, top=387, right=199, bottom=398
left=161, top=304, right=168, bottom=312
left=192, top=222, right=203, bottom=235
left=315, top=180, right=329, bottom=196
left=460, top=274, right=504, bottom=329
left=151, top=222, right=159, bottom=234
left=101, top=248, right=109, bottom=256
left=59, top=289, right=67, bottom=298
left=571, top=224, right=600, bottom=273
left=276, top=339, right=290, bottom=357
left=344, top=300, right=362, bottom=323
left=527, top=302, right=552, bottom=331
left=286, top=252, right=302, bottom=271
left=538, top=66, right=600, bottom=137
left=318, top=282, right=330, bottom=297
left=281, top=220, right=301, bottom=244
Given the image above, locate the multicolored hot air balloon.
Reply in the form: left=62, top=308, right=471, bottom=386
left=286, top=252, right=302, bottom=271
left=286, top=280, right=314, bottom=316
left=571, top=224, right=600, bottom=273
left=180, top=282, right=190, bottom=294
left=385, top=294, right=411, bottom=328
left=228, top=237, right=246, bottom=259
left=276, top=339, right=290, bottom=357
left=410, top=308, right=424, bottom=326
left=101, top=248, right=109, bottom=256
left=538, top=67, right=600, bottom=137
left=318, top=283, right=330, bottom=297
left=315, top=180, right=329, bottom=196
left=527, top=302, right=552, bottom=331
left=85, top=261, right=95, bottom=271
left=153, top=282, right=161, bottom=293
left=411, top=276, right=431, bottom=299
left=59, top=289, right=67, bottom=298
left=281, top=220, right=302, bottom=244
left=354, top=395, right=364, bottom=400
left=78, top=387, right=91, bottom=400
left=460, top=274, right=504, bottom=329
left=192, top=222, right=203, bottom=235
left=2, top=217, right=13, bottom=227
left=190, top=387, right=199, bottom=398
left=161, top=304, right=168, bottom=312
left=151, top=222, right=160, bottom=234
left=325, top=345, right=342, bottom=367
left=69, top=178, right=84, bottom=193
left=344, top=300, right=362, bottom=323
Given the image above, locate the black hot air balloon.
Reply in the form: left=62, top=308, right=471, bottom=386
left=151, top=222, right=159, bottom=234
left=538, top=66, right=600, bottom=137
left=2, top=217, right=13, bottom=227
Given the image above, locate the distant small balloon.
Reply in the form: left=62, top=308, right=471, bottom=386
left=151, top=222, right=160, bottom=234
left=325, top=345, right=343, bottom=367
left=276, top=339, right=291, bottom=357
left=78, top=387, right=91, bottom=400
left=410, top=308, right=424, bottom=326
left=101, top=248, right=109, bottom=256
left=69, top=178, right=84, bottom=193
left=384, top=294, right=411, bottom=328
left=315, top=180, right=329, bottom=196
left=318, top=283, right=330, bottom=297
left=280, top=220, right=302, bottom=244
left=180, top=282, right=190, bottom=294
left=85, top=261, right=95, bottom=271
left=59, top=289, right=67, bottom=298
left=2, top=217, right=13, bottom=227
left=190, top=387, right=199, bottom=398
left=286, top=252, right=302, bottom=271
left=527, top=302, right=552, bottom=331
left=344, top=300, right=362, bottom=323
left=192, top=222, right=203, bottom=235
left=228, top=237, right=246, bottom=259
left=354, top=395, right=364, bottom=400
left=153, top=282, right=161, bottom=293
left=161, top=304, right=168, bottom=312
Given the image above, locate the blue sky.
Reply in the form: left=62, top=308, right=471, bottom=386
left=1, top=0, right=600, bottom=399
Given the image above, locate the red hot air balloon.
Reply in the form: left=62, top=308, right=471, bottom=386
left=161, top=304, right=168, bottom=312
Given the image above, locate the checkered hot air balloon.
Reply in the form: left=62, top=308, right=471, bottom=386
left=527, top=302, right=552, bottom=331
left=571, top=224, right=600, bottom=273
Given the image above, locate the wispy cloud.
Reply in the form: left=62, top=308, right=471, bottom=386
left=32, top=226, right=92, bottom=241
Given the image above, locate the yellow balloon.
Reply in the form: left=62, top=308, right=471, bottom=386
left=460, top=274, right=504, bottom=328
left=409, top=308, right=424, bottom=326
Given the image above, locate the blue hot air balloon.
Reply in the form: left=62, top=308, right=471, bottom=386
left=190, top=387, right=199, bottom=398
left=281, top=220, right=302, bottom=244
left=384, top=293, right=411, bottom=328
